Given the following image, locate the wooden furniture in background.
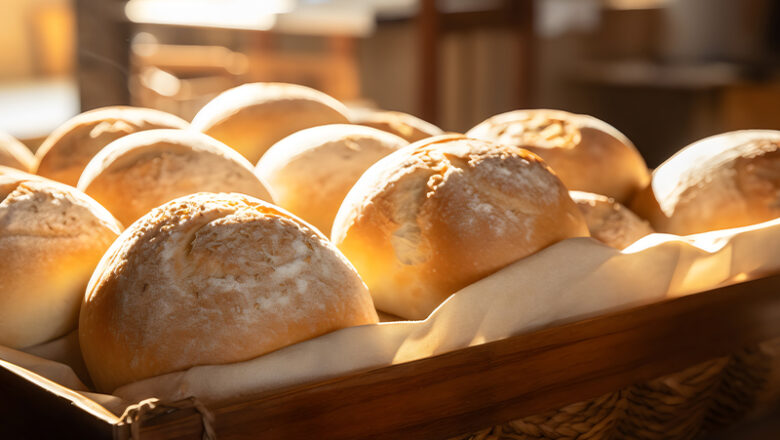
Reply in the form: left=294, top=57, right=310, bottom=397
left=130, top=33, right=362, bottom=120
left=75, top=0, right=367, bottom=115
left=75, top=0, right=131, bottom=111
left=416, top=0, right=536, bottom=125
left=245, top=33, right=361, bottom=102
left=130, top=43, right=248, bottom=120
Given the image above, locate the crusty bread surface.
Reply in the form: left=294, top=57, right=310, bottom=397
left=467, top=109, right=649, bottom=203
left=35, top=106, right=188, bottom=185
left=79, top=192, right=378, bottom=392
left=349, top=110, right=444, bottom=143
left=332, top=135, right=589, bottom=319
left=570, top=191, right=654, bottom=249
left=631, top=130, right=780, bottom=235
left=78, top=129, right=273, bottom=225
left=0, top=171, right=121, bottom=348
left=192, top=82, right=350, bottom=163
left=256, top=124, right=408, bottom=234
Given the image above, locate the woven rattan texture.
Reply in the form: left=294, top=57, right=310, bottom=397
left=453, top=346, right=774, bottom=440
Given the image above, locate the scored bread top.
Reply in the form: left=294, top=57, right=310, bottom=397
left=80, top=192, right=378, bottom=392
left=332, top=135, right=589, bottom=319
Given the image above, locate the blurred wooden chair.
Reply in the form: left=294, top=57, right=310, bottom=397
left=130, top=42, right=248, bottom=119
left=416, top=0, right=536, bottom=125
left=76, top=0, right=364, bottom=114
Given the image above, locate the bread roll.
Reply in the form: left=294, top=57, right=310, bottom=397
left=78, top=129, right=273, bottom=225
left=570, top=191, right=654, bottom=249
left=631, top=130, right=780, bottom=235
left=466, top=109, right=649, bottom=203
left=191, top=82, right=350, bottom=163
left=349, top=109, right=444, bottom=143
left=0, top=172, right=121, bottom=348
left=80, top=192, right=378, bottom=392
left=256, top=124, right=408, bottom=234
left=34, top=106, right=188, bottom=186
left=0, top=131, right=35, bottom=172
left=332, top=135, right=589, bottom=319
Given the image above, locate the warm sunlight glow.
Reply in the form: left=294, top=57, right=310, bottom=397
left=125, top=0, right=294, bottom=30
left=605, top=0, right=670, bottom=10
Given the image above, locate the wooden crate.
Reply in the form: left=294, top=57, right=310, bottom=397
left=1, top=274, right=779, bottom=439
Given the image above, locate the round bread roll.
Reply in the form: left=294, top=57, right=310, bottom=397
left=332, top=135, right=590, bottom=320
left=466, top=109, right=649, bottom=203
left=34, top=106, right=188, bottom=186
left=191, top=82, right=351, bottom=164
left=256, top=124, right=409, bottom=234
left=80, top=192, right=378, bottom=392
left=570, top=191, right=654, bottom=249
left=0, top=131, right=35, bottom=172
left=0, top=172, right=121, bottom=348
left=349, top=109, right=444, bottom=143
left=77, top=129, right=273, bottom=226
left=631, top=130, right=780, bottom=235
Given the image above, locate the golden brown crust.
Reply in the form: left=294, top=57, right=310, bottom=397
left=79, top=192, right=378, bottom=392
left=466, top=109, right=649, bottom=203
left=34, top=106, right=188, bottom=186
left=0, top=173, right=121, bottom=348
left=256, top=124, right=408, bottom=234
left=570, top=191, right=654, bottom=249
left=631, top=130, right=780, bottom=235
left=0, top=132, right=35, bottom=172
left=191, top=83, right=350, bottom=164
left=349, top=110, right=444, bottom=143
left=77, top=129, right=273, bottom=226
left=331, top=135, right=589, bottom=319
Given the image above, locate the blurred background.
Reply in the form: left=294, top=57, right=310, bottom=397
left=1, top=0, right=778, bottom=166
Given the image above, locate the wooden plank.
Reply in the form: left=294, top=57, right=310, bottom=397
left=138, top=274, right=780, bottom=440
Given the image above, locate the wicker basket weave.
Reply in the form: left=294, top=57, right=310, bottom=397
left=704, top=346, right=772, bottom=432
left=453, top=344, right=777, bottom=440
left=453, top=391, right=626, bottom=440
left=619, top=356, right=729, bottom=440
